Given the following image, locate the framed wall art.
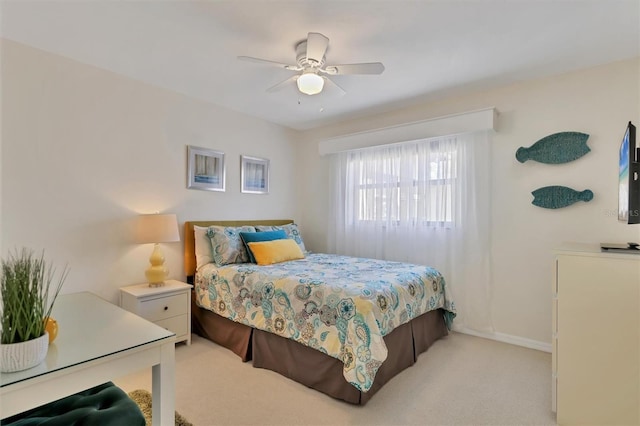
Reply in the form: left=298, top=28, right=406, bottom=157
left=187, top=146, right=225, bottom=192
left=241, top=155, right=269, bottom=194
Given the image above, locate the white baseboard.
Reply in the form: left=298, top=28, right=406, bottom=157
left=453, top=326, right=552, bottom=353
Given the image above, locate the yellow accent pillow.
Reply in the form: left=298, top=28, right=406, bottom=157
left=247, top=239, right=305, bottom=265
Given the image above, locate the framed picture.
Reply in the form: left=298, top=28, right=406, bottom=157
left=187, top=146, right=225, bottom=192
left=241, top=155, right=270, bottom=194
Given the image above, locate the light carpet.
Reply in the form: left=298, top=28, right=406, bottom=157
left=116, top=332, right=556, bottom=425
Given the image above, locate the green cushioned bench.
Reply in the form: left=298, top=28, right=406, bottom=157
left=1, top=382, right=145, bottom=426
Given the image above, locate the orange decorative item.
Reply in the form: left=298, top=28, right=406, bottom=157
left=45, top=317, right=58, bottom=343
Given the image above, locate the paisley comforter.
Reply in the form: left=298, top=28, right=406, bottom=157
left=194, top=253, right=456, bottom=392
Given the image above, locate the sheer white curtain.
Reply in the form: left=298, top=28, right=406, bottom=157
left=328, top=131, right=493, bottom=332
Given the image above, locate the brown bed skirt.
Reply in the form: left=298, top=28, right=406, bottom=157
left=191, top=291, right=448, bottom=404
left=191, top=294, right=253, bottom=362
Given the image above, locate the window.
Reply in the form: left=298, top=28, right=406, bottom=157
left=346, top=140, right=457, bottom=226
left=329, top=130, right=492, bottom=333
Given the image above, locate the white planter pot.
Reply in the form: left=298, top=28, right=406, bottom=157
left=0, top=332, right=49, bottom=373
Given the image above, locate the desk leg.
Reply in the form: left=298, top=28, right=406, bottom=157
left=152, top=342, right=175, bottom=426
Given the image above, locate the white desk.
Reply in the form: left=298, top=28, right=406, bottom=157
left=0, top=292, right=176, bottom=426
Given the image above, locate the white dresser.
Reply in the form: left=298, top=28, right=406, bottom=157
left=553, top=243, right=640, bottom=425
left=120, top=280, right=192, bottom=345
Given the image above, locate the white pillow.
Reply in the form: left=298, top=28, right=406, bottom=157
left=194, top=225, right=214, bottom=270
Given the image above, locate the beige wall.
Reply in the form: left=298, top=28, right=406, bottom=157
left=0, top=39, right=301, bottom=303
left=3, top=36, right=638, bottom=346
left=297, top=58, right=640, bottom=345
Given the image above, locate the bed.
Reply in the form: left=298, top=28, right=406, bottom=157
left=184, top=220, right=455, bottom=405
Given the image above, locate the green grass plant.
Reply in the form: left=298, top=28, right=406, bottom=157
left=0, top=249, right=68, bottom=344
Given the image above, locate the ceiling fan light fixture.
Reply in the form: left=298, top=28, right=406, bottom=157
left=296, top=72, right=324, bottom=95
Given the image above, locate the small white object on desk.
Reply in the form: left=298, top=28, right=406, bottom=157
left=120, top=280, right=192, bottom=345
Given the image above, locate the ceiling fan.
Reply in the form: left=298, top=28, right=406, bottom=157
left=238, top=32, right=385, bottom=96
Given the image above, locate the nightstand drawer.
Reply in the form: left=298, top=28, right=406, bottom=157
left=155, top=314, right=188, bottom=338
left=139, top=293, right=188, bottom=322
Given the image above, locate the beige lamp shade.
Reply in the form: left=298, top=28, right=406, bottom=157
left=134, top=214, right=180, bottom=286
left=134, top=214, right=180, bottom=244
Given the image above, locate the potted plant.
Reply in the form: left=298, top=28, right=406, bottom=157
left=0, top=248, right=68, bottom=373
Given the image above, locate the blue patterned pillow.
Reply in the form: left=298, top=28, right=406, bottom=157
left=206, top=226, right=256, bottom=266
left=255, top=224, right=306, bottom=253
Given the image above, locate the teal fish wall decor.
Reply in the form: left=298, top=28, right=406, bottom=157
left=516, top=132, right=590, bottom=164
left=531, top=186, right=593, bottom=209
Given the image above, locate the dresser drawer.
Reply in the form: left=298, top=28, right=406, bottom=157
left=155, top=314, right=188, bottom=339
left=138, top=292, right=188, bottom=322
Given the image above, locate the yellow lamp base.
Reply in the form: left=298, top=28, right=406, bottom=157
left=145, top=243, right=169, bottom=287
left=147, top=280, right=165, bottom=288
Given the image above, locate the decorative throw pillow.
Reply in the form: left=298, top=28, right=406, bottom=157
left=247, top=239, right=305, bottom=266
left=239, top=230, right=287, bottom=263
left=255, top=224, right=307, bottom=253
left=194, top=226, right=214, bottom=270
left=206, top=226, right=256, bottom=266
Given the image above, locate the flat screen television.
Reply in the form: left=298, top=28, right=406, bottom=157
left=618, top=121, right=639, bottom=224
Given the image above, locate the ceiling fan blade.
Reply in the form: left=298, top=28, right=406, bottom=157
left=323, top=76, right=346, bottom=96
left=306, top=32, right=329, bottom=64
left=266, top=75, right=299, bottom=93
left=324, top=62, right=385, bottom=75
left=238, top=56, right=299, bottom=70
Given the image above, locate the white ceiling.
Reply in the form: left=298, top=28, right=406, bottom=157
left=1, top=1, right=638, bottom=130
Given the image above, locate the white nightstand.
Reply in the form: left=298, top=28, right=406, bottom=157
left=120, top=279, right=192, bottom=345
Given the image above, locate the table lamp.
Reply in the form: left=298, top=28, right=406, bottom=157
left=133, top=213, right=180, bottom=287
